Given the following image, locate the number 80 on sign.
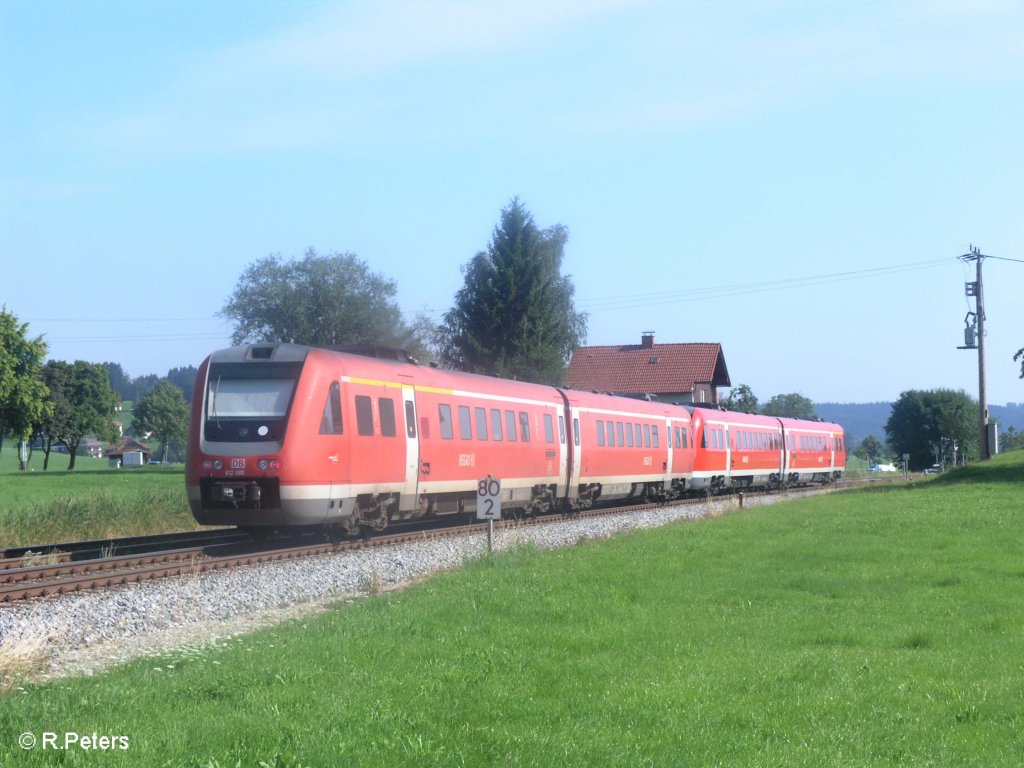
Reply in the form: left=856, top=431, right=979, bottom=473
left=476, top=476, right=502, bottom=520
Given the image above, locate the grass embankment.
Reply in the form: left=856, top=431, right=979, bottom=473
left=0, top=448, right=198, bottom=548
left=2, top=452, right=1023, bottom=766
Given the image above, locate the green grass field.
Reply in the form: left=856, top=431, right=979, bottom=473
left=2, top=451, right=1022, bottom=766
left=0, top=445, right=199, bottom=548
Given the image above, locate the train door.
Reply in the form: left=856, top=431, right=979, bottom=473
left=401, top=386, right=420, bottom=506
left=565, top=403, right=582, bottom=503
left=663, top=419, right=673, bottom=486
left=724, top=425, right=733, bottom=485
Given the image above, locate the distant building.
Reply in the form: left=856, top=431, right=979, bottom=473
left=565, top=332, right=731, bottom=405
left=105, top=438, right=153, bottom=468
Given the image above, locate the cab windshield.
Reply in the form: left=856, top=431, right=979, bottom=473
left=204, top=362, right=302, bottom=442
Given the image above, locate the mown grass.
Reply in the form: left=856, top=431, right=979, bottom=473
left=2, top=453, right=1023, bottom=766
left=0, top=448, right=198, bottom=548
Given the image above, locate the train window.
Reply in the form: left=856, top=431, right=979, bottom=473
left=544, top=414, right=554, bottom=443
left=319, top=382, right=343, bottom=435
left=616, top=422, right=625, bottom=447
left=405, top=401, right=416, bottom=438
left=355, top=395, right=374, bottom=437
left=475, top=407, right=488, bottom=440
left=558, top=415, right=566, bottom=444
left=506, top=410, right=517, bottom=442
left=643, top=424, right=651, bottom=448
left=491, top=409, right=503, bottom=441
left=675, top=427, right=682, bottom=450
left=596, top=419, right=605, bottom=446
left=606, top=421, right=615, bottom=447
left=439, top=404, right=453, bottom=440
left=459, top=406, right=472, bottom=440
left=519, top=412, right=531, bottom=442
left=683, top=428, right=688, bottom=449
left=573, top=418, right=580, bottom=446
left=626, top=423, right=634, bottom=448
left=635, top=424, right=642, bottom=446
left=652, top=425, right=660, bottom=448
left=379, top=398, right=397, bottom=437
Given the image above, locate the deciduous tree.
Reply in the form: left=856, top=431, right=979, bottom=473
left=220, top=248, right=429, bottom=357
left=721, top=384, right=759, bottom=413
left=133, top=380, right=190, bottom=463
left=43, top=360, right=119, bottom=470
left=0, top=307, right=50, bottom=469
left=885, top=389, right=977, bottom=470
left=761, top=392, right=816, bottom=419
left=437, top=198, right=587, bottom=385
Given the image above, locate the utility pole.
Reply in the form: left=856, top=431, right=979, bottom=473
left=958, top=246, right=989, bottom=460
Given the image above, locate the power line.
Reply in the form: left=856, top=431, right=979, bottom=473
left=578, top=258, right=951, bottom=312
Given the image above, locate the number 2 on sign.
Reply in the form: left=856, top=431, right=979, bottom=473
left=476, top=476, right=501, bottom=520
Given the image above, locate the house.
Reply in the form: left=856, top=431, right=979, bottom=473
left=105, top=438, right=153, bottom=468
left=564, top=332, right=731, bottom=405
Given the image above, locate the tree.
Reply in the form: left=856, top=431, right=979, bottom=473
left=856, top=435, right=886, bottom=465
left=133, top=380, right=190, bottom=463
left=220, top=248, right=428, bottom=355
left=885, top=389, right=977, bottom=470
left=0, top=307, right=50, bottom=469
left=761, top=392, right=816, bottom=419
left=721, top=384, right=759, bottom=413
left=437, top=198, right=587, bottom=385
left=44, top=360, right=119, bottom=470
left=1015, top=347, right=1024, bottom=379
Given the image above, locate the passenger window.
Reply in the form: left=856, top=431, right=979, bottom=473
left=405, top=401, right=416, bottom=438
left=606, top=421, right=615, bottom=447
left=573, top=418, right=580, bottom=446
left=597, top=419, right=605, bottom=446
left=558, top=415, right=566, bottom=444
left=643, top=424, right=651, bottom=448
left=476, top=407, right=488, bottom=440
left=653, top=425, right=660, bottom=448
left=626, top=424, right=634, bottom=447
left=520, top=412, right=531, bottom=442
left=439, top=404, right=453, bottom=440
left=616, top=422, right=625, bottom=447
left=319, top=382, right=343, bottom=435
left=544, top=414, right=554, bottom=443
left=682, top=428, right=688, bottom=449
left=355, top=395, right=374, bottom=437
left=635, top=424, right=643, bottom=446
left=459, top=405, right=472, bottom=440
left=491, top=409, right=503, bottom=441
left=506, top=410, right=517, bottom=442
left=379, top=398, right=396, bottom=437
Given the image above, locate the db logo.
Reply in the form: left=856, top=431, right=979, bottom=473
left=231, top=458, right=246, bottom=470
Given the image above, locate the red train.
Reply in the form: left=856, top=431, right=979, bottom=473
left=186, top=343, right=845, bottom=534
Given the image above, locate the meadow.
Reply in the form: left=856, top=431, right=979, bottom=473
left=1, top=452, right=1021, bottom=766
left=0, top=446, right=199, bottom=548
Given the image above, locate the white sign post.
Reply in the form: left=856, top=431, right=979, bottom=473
left=477, top=476, right=501, bottom=552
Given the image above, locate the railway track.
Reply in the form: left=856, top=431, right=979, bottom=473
left=0, top=479, right=877, bottom=605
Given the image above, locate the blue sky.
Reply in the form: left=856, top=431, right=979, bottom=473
left=3, top=0, right=1022, bottom=405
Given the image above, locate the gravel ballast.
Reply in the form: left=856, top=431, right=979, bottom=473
left=0, top=493, right=805, bottom=683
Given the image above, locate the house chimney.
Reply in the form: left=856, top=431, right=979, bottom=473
left=641, top=331, right=655, bottom=348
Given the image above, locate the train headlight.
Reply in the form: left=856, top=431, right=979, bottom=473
left=257, top=458, right=280, bottom=471
left=213, top=459, right=223, bottom=471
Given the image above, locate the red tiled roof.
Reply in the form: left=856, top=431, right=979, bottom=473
left=565, top=341, right=730, bottom=394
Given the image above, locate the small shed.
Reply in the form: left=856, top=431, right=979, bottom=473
left=105, top=439, right=153, bottom=468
